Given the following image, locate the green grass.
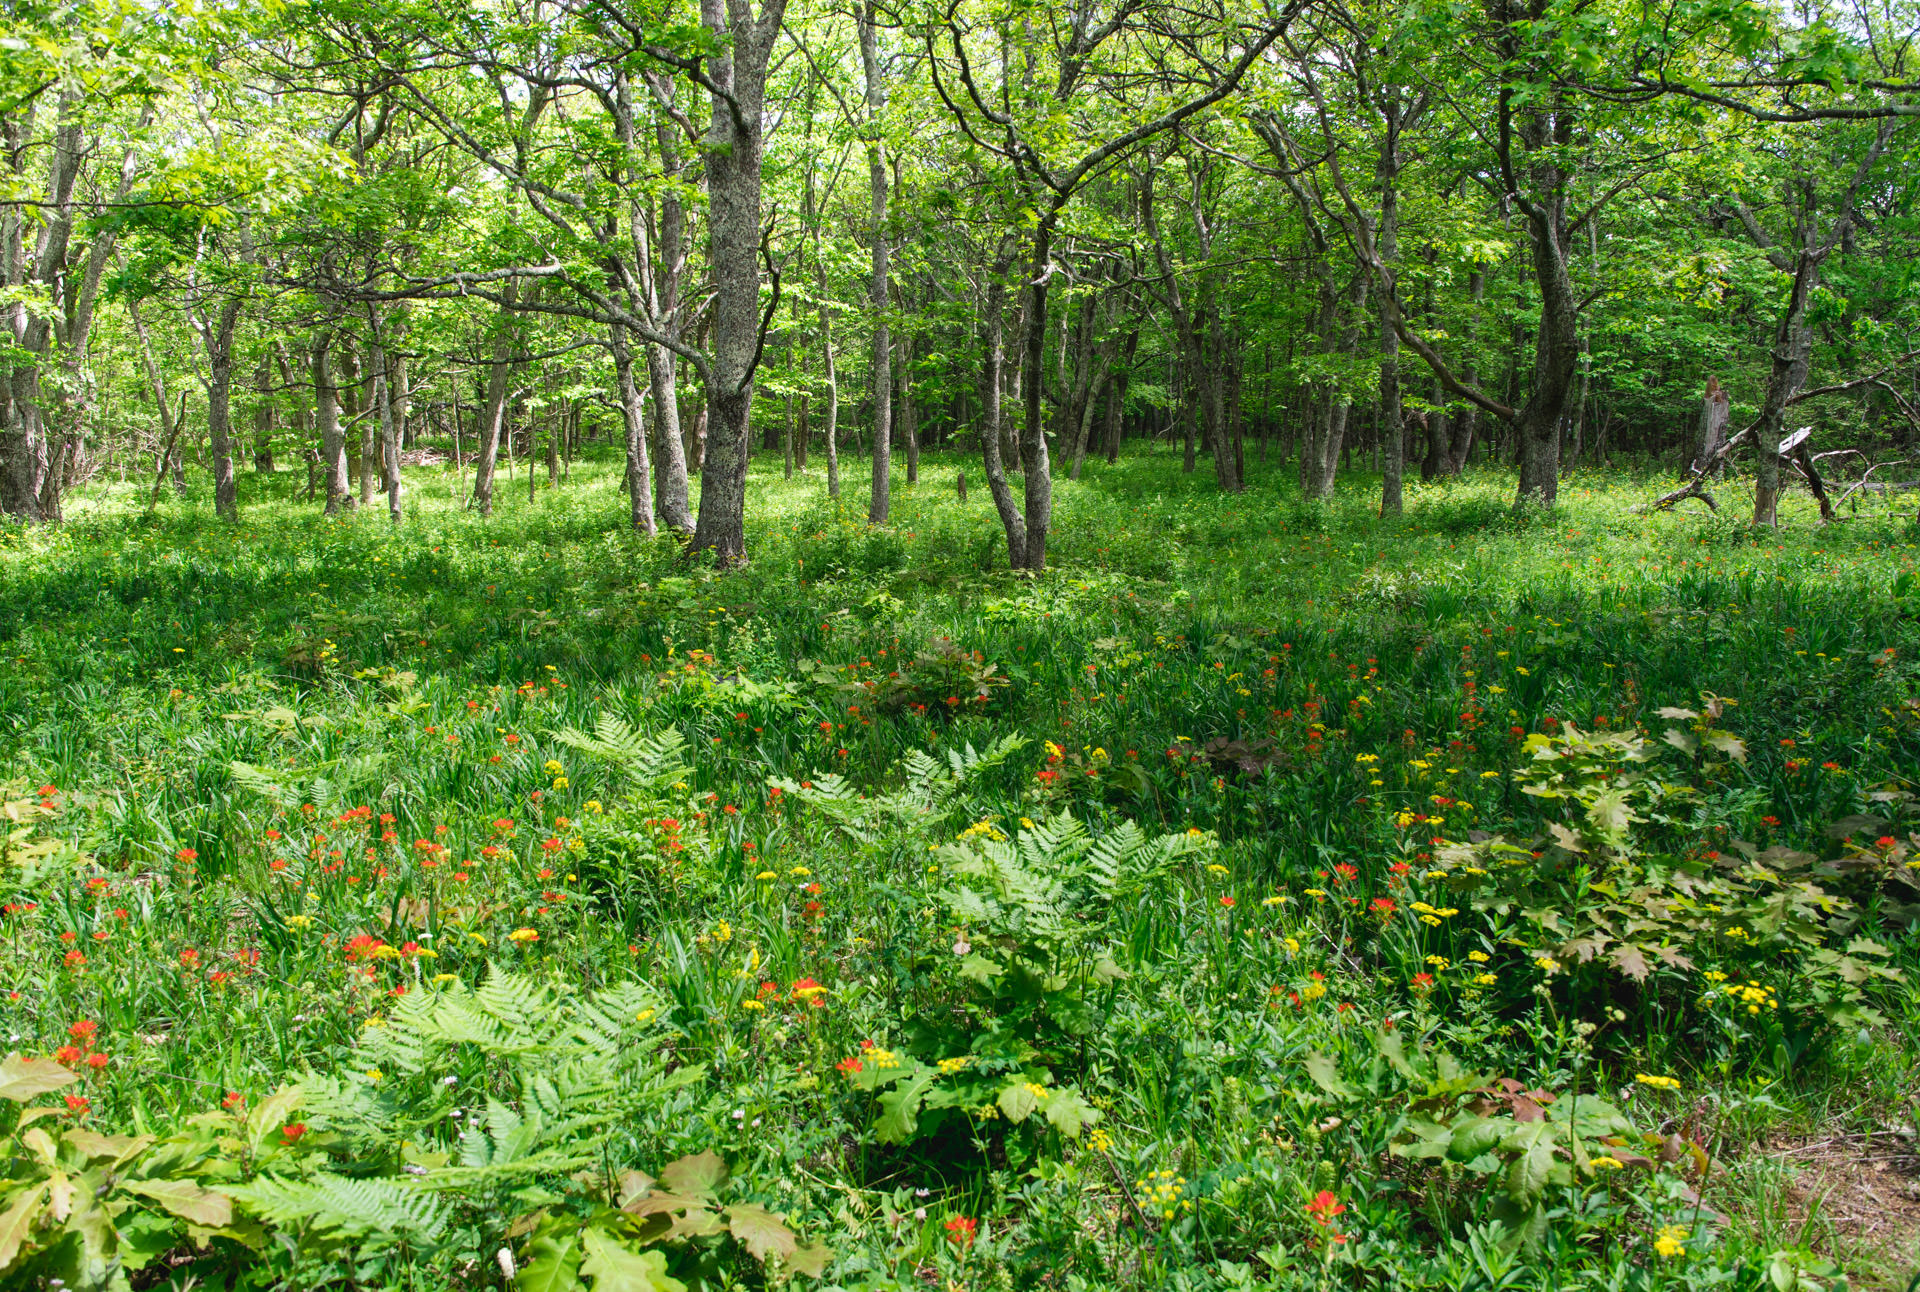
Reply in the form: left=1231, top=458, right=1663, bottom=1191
left=2, top=443, right=1917, bottom=1291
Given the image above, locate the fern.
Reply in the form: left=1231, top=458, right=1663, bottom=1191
left=551, top=714, right=690, bottom=788
left=224, top=1173, right=448, bottom=1248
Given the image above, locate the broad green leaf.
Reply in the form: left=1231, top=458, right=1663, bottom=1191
left=0, top=1053, right=77, bottom=1102
left=876, top=1073, right=937, bottom=1143
left=1304, top=1051, right=1354, bottom=1099
left=516, top=1230, right=585, bottom=1292
left=1042, top=1087, right=1100, bottom=1138
left=64, top=1130, right=153, bottom=1167
left=1505, top=1124, right=1557, bottom=1205
left=724, top=1203, right=797, bottom=1263
left=0, top=1184, right=46, bottom=1270
left=580, top=1228, right=684, bottom=1292
left=657, top=1151, right=728, bottom=1200
left=124, top=1178, right=232, bottom=1227
left=787, top=1242, right=833, bottom=1278
left=996, top=1080, right=1043, bottom=1123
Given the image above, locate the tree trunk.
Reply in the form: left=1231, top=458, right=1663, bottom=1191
left=860, top=0, right=891, bottom=524
left=370, top=327, right=403, bottom=523
left=313, top=334, right=350, bottom=515
left=899, top=335, right=919, bottom=485
left=1694, top=377, right=1731, bottom=477
left=253, top=355, right=275, bottom=472
left=201, top=297, right=243, bottom=520
left=979, top=256, right=1026, bottom=568
left=1016, top=218, right=1058, bottom=569
left=472, top=289, right=516, bottom=517
left=1752, top=253, right=1816, bottom=527
left=686, top=0, right=785, bottom=562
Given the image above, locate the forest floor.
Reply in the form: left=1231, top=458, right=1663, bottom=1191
left=2, top=445, right=1918, bottom=1292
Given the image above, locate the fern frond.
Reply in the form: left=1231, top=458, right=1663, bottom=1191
left=227, top=761, right=296, bottom=808
left=553, top=715, right=690, bottom=788
left=224, top=1173, right=447, bottom=1247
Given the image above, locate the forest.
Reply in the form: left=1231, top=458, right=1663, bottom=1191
left=3, top=0, right=1920, bottom=1288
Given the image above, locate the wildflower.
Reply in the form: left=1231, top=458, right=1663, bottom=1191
left=944, top=1216, right=978, bottom=1249
left=507, top=928, right=539, bottom=944
left=1634, top=1074, right=1681, bottom=1091
left=1467, top=951, right=1489, bottom=963
left=1305, top=1191, right=1346, bottom=1242
left=175, top=848, right=198, bottom=863
left=1535, top=956, right=1561, bottom=974
left=1411, top=972, right=1434, bottom=989
left=280, top=1123, right=307, bottom=1145
left=64, top=1094, right=90, bottom=1116
left=69, top=1019, right=99, bottom=1043
left=1653, top=1225, right=1688, bottom=1259
left=1219, top=895, right=1236, bottom=908
left=1588, top=1156, right=1624, bottom=1171
left=54, top=1045, right=83, bottom=1063
left=835, top=1057, right=863, bottom=1076
left=1370, top=898, right=1396, bottom=915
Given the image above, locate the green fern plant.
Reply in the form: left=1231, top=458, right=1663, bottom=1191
left=771, top=734, right=1027, bottom=844
left=550, top=715, right=691, bottom=792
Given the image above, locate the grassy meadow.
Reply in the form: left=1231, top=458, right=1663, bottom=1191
left=2, top=443, right=1918, bottom=1291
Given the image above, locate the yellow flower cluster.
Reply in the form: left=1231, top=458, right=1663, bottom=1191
left=937, top=1056, right=971, bottom=1074
left=1653, top=1225, right=1689, bottom=1259
left=1709, top=980, right=1779, bottom=1015
left=867, top=1048, right=903, bottom=1069
left=1634, top=1073, right=1681, bottom=1090
left=958, top=820, right=1006, bottom=842
left=1409, top=901, right=1458, bottom=927
left=1135, top=1170, right=1192, bottom=1221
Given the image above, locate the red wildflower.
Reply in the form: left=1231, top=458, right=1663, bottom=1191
left=280, top=1123, right=307, bottom=1145
left=944, top=1216, right=978, bottom=1249
left=1306, top=1191, right=1346, bottom=1225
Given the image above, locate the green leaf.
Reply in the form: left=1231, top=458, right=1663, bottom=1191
left=0, top=1184, right=47, bottom=1271
left=516, top=1230, right=585, bottom=1292
left=0, top=1053, right=77, bottom=1102
left=958, top=953, right=1004, bottom=985
left=124, top=1178, right=232, bottom=1227
left=1304, top=1051, right=1354, bottom=1099
left=724, top=1203, right=798, bottom=1263
left=1042, top=1087, right=1100, bottom=1138
left=997, top=1080, right=1043, bottom=1123
left=657, top=1152, right=728, bottom=1201
left=580, top=1228, right=684, bottom=1292
left=1704, top=732, right=1746, bottom=762
left=786, top=1242, right=833, bottom=1278
left=876, top=1072, right=936, bottom=1143
left=1505, top=1124, right=1557, bottom=1205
